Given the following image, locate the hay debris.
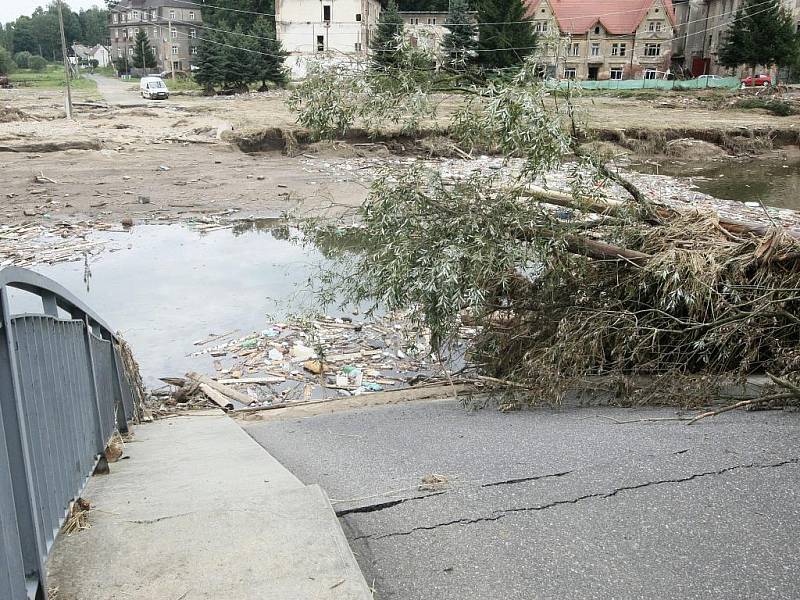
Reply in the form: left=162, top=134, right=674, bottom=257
left=62, top=498, right=91, bottom=534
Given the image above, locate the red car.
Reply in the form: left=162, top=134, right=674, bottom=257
left=741, top=74, right=772, bottom=87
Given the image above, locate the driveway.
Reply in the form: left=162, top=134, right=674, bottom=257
left=244, top=400, right=800, bottom=600
left=89, top=74, right=159, bottom=106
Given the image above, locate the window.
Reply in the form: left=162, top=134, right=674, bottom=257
left=190, top=29, right=196, bottom=38
left=171, top=45, right=179, bottom=55
left=122, top=13, right=127, bottom=22
left=171, top=28, right=178, bottom=39
left=644, top=43, right=661, bottom=56
left=563, top=67, right=576, bottom=79
left=117, top=48, right=122, bottom=57
left=316, top=35, right=325, bottom=51
left=112, top=13, right=118, bottom=23
left=356, top=13, right=362, bottom=21
left=611, top=43, right=626, bottom=56
left=153, top=28, right=159, bottom=38
left=128, top=47, right=134, bottom=56
left=113, top=28, right=118, bottom=39
left=610, top=67, right=624, bottom=80
left=534, top=21, right=548, bottom=32
left=323, top=5, right=331, bottom=21
left=122, top=29, right=128, bottom=39
left=594, top=26, right=601, bottom=34
left=569, top=42, right=580, bottom=56
left=151, top=9, right=157, bottom=20
left=648, top=21, right=663, bottom=32
left=134, top=28, right=139, bottom=34
left=189, top=11, right=195, bottom=20
left=644, top=69, right=657, bottom=79
left=410, top=17, right=419, bottom=25
left=590, top=43, right=600, bottom=56
left=169, top=10, right=176, bottom=19
left=190, top=46, right=198, bottom=55
left=355, top=42, right=362, bottom=51
left=132, top=10, right=139, bottom=20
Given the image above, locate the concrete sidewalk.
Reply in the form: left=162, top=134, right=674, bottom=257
left=47, top=411, right=372, bottom=600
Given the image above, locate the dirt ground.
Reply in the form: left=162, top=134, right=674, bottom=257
left=2, top=77, right=800, bottom=228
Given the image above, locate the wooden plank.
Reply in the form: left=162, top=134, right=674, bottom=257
left=199, top=383, right=234, bottom=412
left=186, top=371, right=254, bottom=406
left=216, top=376, right=285, bottom=385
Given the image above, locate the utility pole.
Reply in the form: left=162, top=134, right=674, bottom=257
left=169, top=20, right=176, bottom=79
left=57, top=0, right=73, bottom=119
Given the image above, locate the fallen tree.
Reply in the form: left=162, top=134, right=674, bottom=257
left=290, top=58, right=800, bottom=409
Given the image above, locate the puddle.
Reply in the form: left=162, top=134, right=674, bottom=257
left=631, top=158, right=800, bottom=210
left=8, top=222, right=326, bottom=385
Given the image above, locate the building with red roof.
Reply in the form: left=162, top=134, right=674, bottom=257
left=526, top=0, right=676, bottom=80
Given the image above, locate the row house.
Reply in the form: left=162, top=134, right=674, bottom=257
left=401, top=11, right=450, bottom=53
left=527, top=0, right=676, bottom=80
left=672, top=0, right=800, bottom=76
left=108, top=0, right=203, bottom=73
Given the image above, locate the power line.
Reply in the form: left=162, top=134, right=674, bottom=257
left=159, top=1, right=778, bottom=70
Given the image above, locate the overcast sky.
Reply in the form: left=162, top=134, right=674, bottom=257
left=1, top=1, right=104, bottom=25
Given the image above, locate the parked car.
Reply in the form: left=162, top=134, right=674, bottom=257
left=696, top=74, right=721, bottom=82
left=139, top=76, right=169, bottom=100
left=741, top=74, right=772, bottom=87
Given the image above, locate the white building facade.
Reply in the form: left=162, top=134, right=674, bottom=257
left=275, top=0, right=381, bottom=56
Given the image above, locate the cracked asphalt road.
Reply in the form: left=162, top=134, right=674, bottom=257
left=244, top=400, right=800, bottom=600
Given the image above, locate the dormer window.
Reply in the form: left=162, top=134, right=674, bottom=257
left=594, top=26, right=601, bottom=34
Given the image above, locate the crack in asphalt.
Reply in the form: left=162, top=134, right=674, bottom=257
left=480, top=470, right=573, bottom=488
left=349, top=458, right=799, bottom=541
left=335, top=492, right=447, bottom=517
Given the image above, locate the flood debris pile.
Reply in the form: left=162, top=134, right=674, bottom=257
left=0, top=221, right=116, bottom=267
left=289, top=61, right=800, bottom=410
left=171, top=314, right=472, bottom=409
left=308, top=164, right=800, bottom=409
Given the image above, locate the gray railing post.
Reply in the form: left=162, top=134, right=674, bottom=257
left=0, top=288, right=47, bottom=598
left=79, top=314, right=107, bottom=460
left=107, top=336, right=130, bottom=434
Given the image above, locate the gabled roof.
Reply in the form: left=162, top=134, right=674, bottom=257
left=526, top=0, right=676, bottom=35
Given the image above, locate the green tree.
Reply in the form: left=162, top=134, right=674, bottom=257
left=194, top=28, right=225, bottom=92
left=14, top=50, right=32, bottom=68
left=250, top=16, right=288, bottom=89
left=220, top=24, right=258, bottom=90
left=719, top=0, right=800, bottom=83
left=78, top=7, right=110, bottom=47
left=0, top=24, right=12, bottom=52
left=132, top=30, right=157, bottom=69
left=475, top=0, right=537, bottom=70
left=370, top=0, right=404, bottom=69
left=29, top=55, right=48, bottom=71
left=0, top=48, right=16, bottom=74
left=11, top=17, right=38, bottom=55
left=443, top=0, right=477, bottom=68
left=201, top=0, right=275, bottom=31
left=399, top=0, right=449, bottom=9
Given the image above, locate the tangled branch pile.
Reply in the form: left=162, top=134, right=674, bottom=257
left=292, top=60, right=800, bottom=406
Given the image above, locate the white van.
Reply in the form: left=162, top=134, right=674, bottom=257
left=139, top=76, right=170, bottom=100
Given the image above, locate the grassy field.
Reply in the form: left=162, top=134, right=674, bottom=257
left=8, top=66, right=98, bottom=96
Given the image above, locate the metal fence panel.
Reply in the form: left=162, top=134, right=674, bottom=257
left=0, top=267, right=134, bottom=600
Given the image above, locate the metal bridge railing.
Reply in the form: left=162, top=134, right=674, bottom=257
left=0, top=267, right=138, bottom=600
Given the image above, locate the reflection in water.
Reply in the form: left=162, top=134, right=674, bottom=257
left=631, top=158, right=800, bottom=210
left=13, top=224, right=326, bottom=385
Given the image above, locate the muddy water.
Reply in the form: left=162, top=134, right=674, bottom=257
left=631, top=158, right=800, bottom=210
left=8, top=222, right=326, bottom=385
